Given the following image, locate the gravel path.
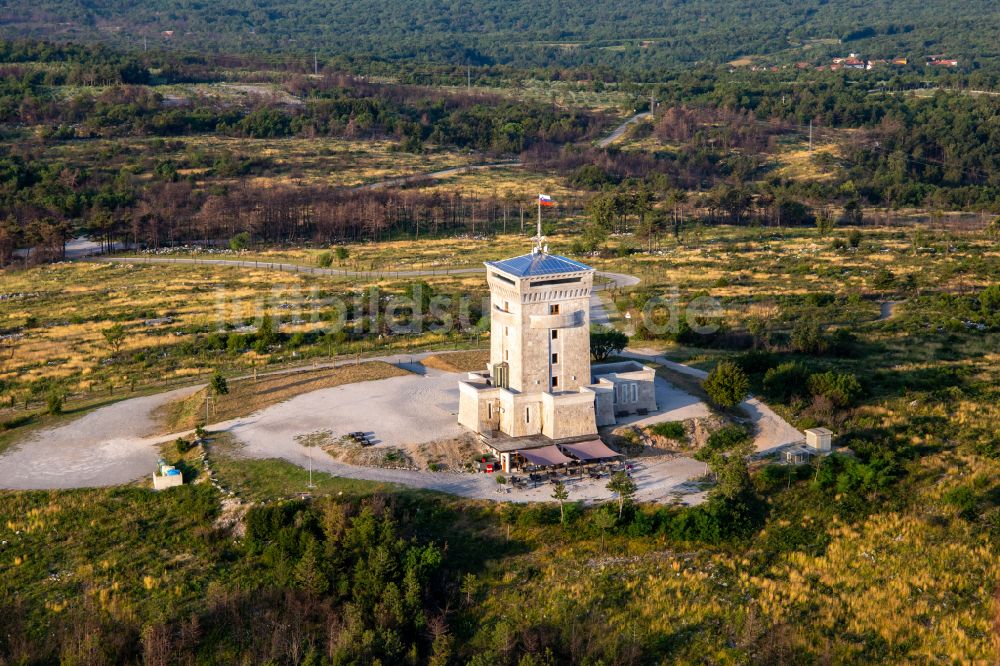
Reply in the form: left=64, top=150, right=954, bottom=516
left=0, top=386, right=201, bottom=490
left=623, top=348, right=803, bottom=454
left=878, top=300, right=903, bottom=321
left=598, top=112, right=651, bottom=148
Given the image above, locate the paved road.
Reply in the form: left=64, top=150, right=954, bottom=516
left=598, top=112, right=651, bottom=148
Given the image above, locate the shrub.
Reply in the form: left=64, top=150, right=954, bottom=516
left=176, top=437, right=192, bottom=454
left=703, top=361, right=750, bottom=408
left=762, top=361, right=811, bottom=402
left=807, top=371, right=863, bottom=407
left=46, top=391, right=63, bottom=415
left=316, top=252, right=333, bottom=268
left=791, top=319, right=826, bottom=354
left=735, top=349, right=778, bottom=375
left=229, top=231, right=250, bottom=251
left=649, top=421, right=685, bottom=440
left=702, top=425, right=752, bottom=455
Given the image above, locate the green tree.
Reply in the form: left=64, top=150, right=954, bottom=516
left=102, top=323, right=126, bottom=356
left=209, top=371, right=229, bottom=398
left=816, top=212, right=836, bottom=237
left=606, top=471, right=637, bottom=518
left=703, top=361, right=749, bottom=408
left=46, top=390, right=63, bottom=415
left=695, top=425, right=754, bottom=500
left=979, top=284, right=1000, bottom=315
left=293, top=540, right=329, bottom=595
left=551, top=481, right=569, bottom=524
left=229, top=231, right=250, bottom=251
left=790, top=319, right=827, bottom=354
left=255, top=314, right=278, bottom=350
left=590, top=325, right=628, bottom=361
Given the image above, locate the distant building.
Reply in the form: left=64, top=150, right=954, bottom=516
left=892, top=57, right=909, bottom=65
left=929, top=59, right=959, bottom=67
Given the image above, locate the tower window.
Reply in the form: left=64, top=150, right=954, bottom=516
left=551, top=353, right=558, bottom=364
left=549, top=304, right=560, bottom=315
left=525, top=407, right=530, bottom=424
left=551, top=330, right=558, bottom=340
left=504, top=326, right=508, bottom=337
left=551, top=376, right=559, bottom=388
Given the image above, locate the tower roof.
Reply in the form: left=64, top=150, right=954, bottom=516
left=485, top=252, right=593, bottom=278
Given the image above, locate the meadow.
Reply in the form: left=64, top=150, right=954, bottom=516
left=1, top=218, right=999, bottom=661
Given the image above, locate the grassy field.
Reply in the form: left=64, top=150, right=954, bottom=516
left=0, top=258, right=490, bottom=444
left=41, top=135, right=475, bottom=188
left=2, top=221, right=999, bottom=660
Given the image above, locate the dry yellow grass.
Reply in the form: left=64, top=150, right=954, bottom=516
left=161, top=361, right=410, bottom=431
left=772, top=140, right=844, bottom=181
left=421, top=350, right=489, bottom=373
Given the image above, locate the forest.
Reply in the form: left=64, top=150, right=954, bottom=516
left=4, top=0, right=1000, bottom=74
left=1, top=39, right=999, bottom=261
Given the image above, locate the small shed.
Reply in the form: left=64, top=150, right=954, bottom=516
left=783, top=446, right=815, bottom=465
left=804, top=427, right=833, bottom=452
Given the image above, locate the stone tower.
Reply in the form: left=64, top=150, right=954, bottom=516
left=485, top=250, right=594, bottom=394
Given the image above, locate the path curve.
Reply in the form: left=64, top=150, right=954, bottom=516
left=0, top=385, right=201, bottom=490
left=878, top=300, right=903, bottom=321
left=598, top=112, right=651, bottom=148
left=622, top=348, right=803, bottom=455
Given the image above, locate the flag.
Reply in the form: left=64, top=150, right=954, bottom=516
left=538, top=194, right=555, bottom=206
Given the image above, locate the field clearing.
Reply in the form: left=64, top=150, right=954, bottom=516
left=401, top=165, right=583, bottom=200
left=439, top=79, right=637, bottom=115
left=771, top=140, right=845, bottom=181
left=40, top=135, right=474, bottom=188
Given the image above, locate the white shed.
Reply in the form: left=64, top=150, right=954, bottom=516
left=804, top=427, right=833, bottom=452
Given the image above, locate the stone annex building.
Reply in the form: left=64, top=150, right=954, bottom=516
left=457, top=246, right=657, bottom=471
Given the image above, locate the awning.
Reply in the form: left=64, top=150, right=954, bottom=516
left=560, top=439, right=622, bottom=461
left=516, top=445, right=573, bottom=467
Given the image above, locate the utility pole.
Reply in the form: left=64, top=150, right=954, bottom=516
left=808, top=119, right=813, bottom=153
left=650, top=90, right=654, bottom=115
left=467, top=64, right=471, bottom=90
left=143, top=35, right=147, bottom=53
left=314, top=51, right=318, bottom=76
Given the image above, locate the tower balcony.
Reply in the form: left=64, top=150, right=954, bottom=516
left=529, top=310, right=584, bottom=329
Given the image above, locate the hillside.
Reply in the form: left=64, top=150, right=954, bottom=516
left=3, top=0, right=999, bottom=71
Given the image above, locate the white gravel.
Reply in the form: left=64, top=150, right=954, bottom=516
left=0, top=386, right=201, bottom=490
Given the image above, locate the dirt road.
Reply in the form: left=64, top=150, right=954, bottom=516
left=597, top=112, right=651, bottom=148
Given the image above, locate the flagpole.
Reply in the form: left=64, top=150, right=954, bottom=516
left=537, top=195, right=542, bottom=251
